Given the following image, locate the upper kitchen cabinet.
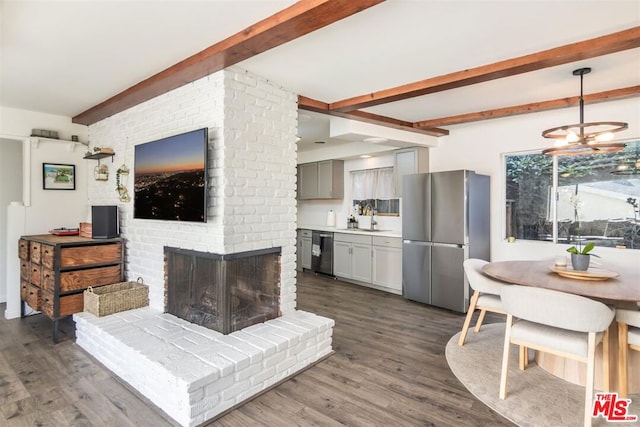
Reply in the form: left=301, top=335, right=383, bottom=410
left=298, top=160, right=344, bottom=200
left=394, top=147, right=429, bottom=196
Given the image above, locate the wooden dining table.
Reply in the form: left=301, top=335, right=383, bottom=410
left=482, top=259, right=640, bottom=393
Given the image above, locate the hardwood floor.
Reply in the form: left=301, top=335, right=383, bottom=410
left=0, top=272, right=514, bottom=426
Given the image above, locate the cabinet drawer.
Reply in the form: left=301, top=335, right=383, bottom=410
left=30, top=264, right=42, bottom=286
left=299, top=229, right=312, bottom=238
left=19, top=239, right=29, bottom=260
left=25, top=284, right=42, bottom=311
left=41, top=244, right=55, bottom=269
left=43, top=265, right=122, bottom=293
left=30, top=242, right=41, bottom=265
left=42, top=291, right=84, bottom=318
left=20, top=260, right=30, bottom=281
left=20, top=280, right=29, bottom=301
left=334, top=233, right=372, bottom=245
left=372, top=236, right=402, bottom=248
left=60, top=243, right=121, bottom=267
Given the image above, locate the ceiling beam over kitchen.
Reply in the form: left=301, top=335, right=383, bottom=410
left=298, top=96, right=449, bottom=137
left=414, top=85, right=640, bottom=128
left=329, top=26, right=640, bottom=112
left=72, top=0, right=386, bottom=126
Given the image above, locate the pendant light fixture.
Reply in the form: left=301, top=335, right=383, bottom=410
left=542, top=67, right=627, bottom=156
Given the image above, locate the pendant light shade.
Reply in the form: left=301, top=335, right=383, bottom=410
left=542, top=67, right=627, bottom=156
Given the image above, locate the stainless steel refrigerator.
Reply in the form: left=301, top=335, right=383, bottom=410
left=402, top=170, right=490, bottom=313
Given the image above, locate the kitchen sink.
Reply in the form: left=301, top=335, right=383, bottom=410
left=335, top=228, right=389, bottom=233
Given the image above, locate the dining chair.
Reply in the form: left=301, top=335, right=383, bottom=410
left=616, top=305, right=640, bottom=398
left=499, top=285, right=615, bottom=427
left=458, top=258, right=508, bottom=346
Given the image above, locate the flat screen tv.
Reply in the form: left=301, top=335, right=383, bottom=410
left=134, top=128, right=208, bottom=222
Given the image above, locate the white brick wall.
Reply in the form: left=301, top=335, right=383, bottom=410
left=88, top=66, right=298, bottom=313
left=74, top=308, right=334, bottom=427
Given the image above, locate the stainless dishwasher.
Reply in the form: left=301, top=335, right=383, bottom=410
left=311, top=231, right=333, bottom=276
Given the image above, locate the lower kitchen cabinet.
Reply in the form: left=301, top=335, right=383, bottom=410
left=333, top=234, right=372, bottom=283
left=334, top=233, right=402, bottom=294
left=372, top=236, right=403, bottom=293
left=298, top=229, right=312, bottom=270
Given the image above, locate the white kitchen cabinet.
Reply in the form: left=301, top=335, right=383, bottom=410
left=299, top=229, right=312, bottom=270
left=372, top=236, right=403, bottom=294
left=394, top=147, right=429, bottom=196
left=333, top=233, right=372, bottom=283
left=296, top=232, right=303, bottom=272
left=297, top=160, right=344, bottom=199
left=333, top=240, right=352, bottom=278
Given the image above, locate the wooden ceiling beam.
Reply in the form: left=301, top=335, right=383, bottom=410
left=298, top=96, right=449, bottom=137
left=72, top=0, right=386, bottom=126
left=330, top=26, right=640, bottom=112
left=414, top=86, right=640, bottom=128
left=333, top=110, right=449, bottom=137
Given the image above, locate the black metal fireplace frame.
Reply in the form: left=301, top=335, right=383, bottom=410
left=164, top=246, right=281, bottom=334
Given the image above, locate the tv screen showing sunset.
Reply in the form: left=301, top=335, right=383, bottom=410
left=134, top=128, right=207, bottom=222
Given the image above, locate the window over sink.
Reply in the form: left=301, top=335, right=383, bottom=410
left=351, top=167, right=399, bottom=216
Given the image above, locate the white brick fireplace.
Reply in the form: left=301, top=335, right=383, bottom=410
left=76, top=67, right=334, bottom=426
left=75, top=308, right=333, bottom=426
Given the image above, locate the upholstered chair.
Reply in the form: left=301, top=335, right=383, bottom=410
left=616, top=306, right=640, bottom=398
left=458, top=258, right=508, bottom=346
left=499, top=285, right=615, bottom=427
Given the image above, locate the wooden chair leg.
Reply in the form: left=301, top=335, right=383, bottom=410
left=499, top=314, right=513, bottom=400
left=458, top=290, right=480, bottom=346
left=618, top=322, right=629, bottom=398
left=584, top=332, right=596, bottom=427
left=601, top=327, right=610, bottom=393
left=519, top=346, right=528, bottom=371
left=474, top=309, right=487, bottom=333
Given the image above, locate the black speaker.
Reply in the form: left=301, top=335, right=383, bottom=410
left=92, top=205, right=119, bottom=238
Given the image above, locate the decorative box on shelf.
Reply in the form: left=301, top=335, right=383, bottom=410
left=83, top=278, right=149, bottom=317
left=79, top=222, right=92, bottom=238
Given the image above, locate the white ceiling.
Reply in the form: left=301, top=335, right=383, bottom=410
left=2, top=1, right=639, bottom=154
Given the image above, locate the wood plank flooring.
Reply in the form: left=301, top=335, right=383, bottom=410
left=0, top=272, right=514, bottom=426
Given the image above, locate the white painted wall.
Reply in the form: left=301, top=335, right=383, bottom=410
left=0, top=106, right=89, bottom=143
left=429, top=97, right=640, bottom=270
left=88, top=66, right=298, bottom=313
left=1, top=107, right=90, bottom=318
left=0, top=139, right=22, bottom=303
left=25, top=141, right=90, bottom=231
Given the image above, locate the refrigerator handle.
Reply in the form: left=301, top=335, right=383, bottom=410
left=432, top=242, right=465, bottom=249
left=403, top=240, right=432, bottom=246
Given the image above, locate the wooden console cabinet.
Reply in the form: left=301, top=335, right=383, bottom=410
left=19, top=234, right=124, bottom=342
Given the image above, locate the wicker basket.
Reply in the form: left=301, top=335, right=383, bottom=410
left=84, top=277, right=149, bottom=317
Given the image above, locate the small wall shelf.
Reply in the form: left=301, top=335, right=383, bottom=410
left=84, top=152, right=115, bottom=164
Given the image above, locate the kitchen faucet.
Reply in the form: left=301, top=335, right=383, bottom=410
left=365, top=203, right=377, bottom=230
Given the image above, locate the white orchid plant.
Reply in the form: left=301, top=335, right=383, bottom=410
left=565, top=193, right=598, bottom=257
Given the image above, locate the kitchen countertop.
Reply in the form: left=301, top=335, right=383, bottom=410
left=297, top=225, right=402, bottom=238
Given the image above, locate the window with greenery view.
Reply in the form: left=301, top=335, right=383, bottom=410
left=505, top=140, right=640, bottom=249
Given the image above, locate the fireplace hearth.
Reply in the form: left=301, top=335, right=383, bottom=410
left=164, top=246, right=281, bottom=334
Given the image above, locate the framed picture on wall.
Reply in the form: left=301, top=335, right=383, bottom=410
left=42, top=163, right=75, bottom=190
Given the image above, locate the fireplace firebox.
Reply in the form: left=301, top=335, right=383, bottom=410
left=164, top=246, right=281, bottom=334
